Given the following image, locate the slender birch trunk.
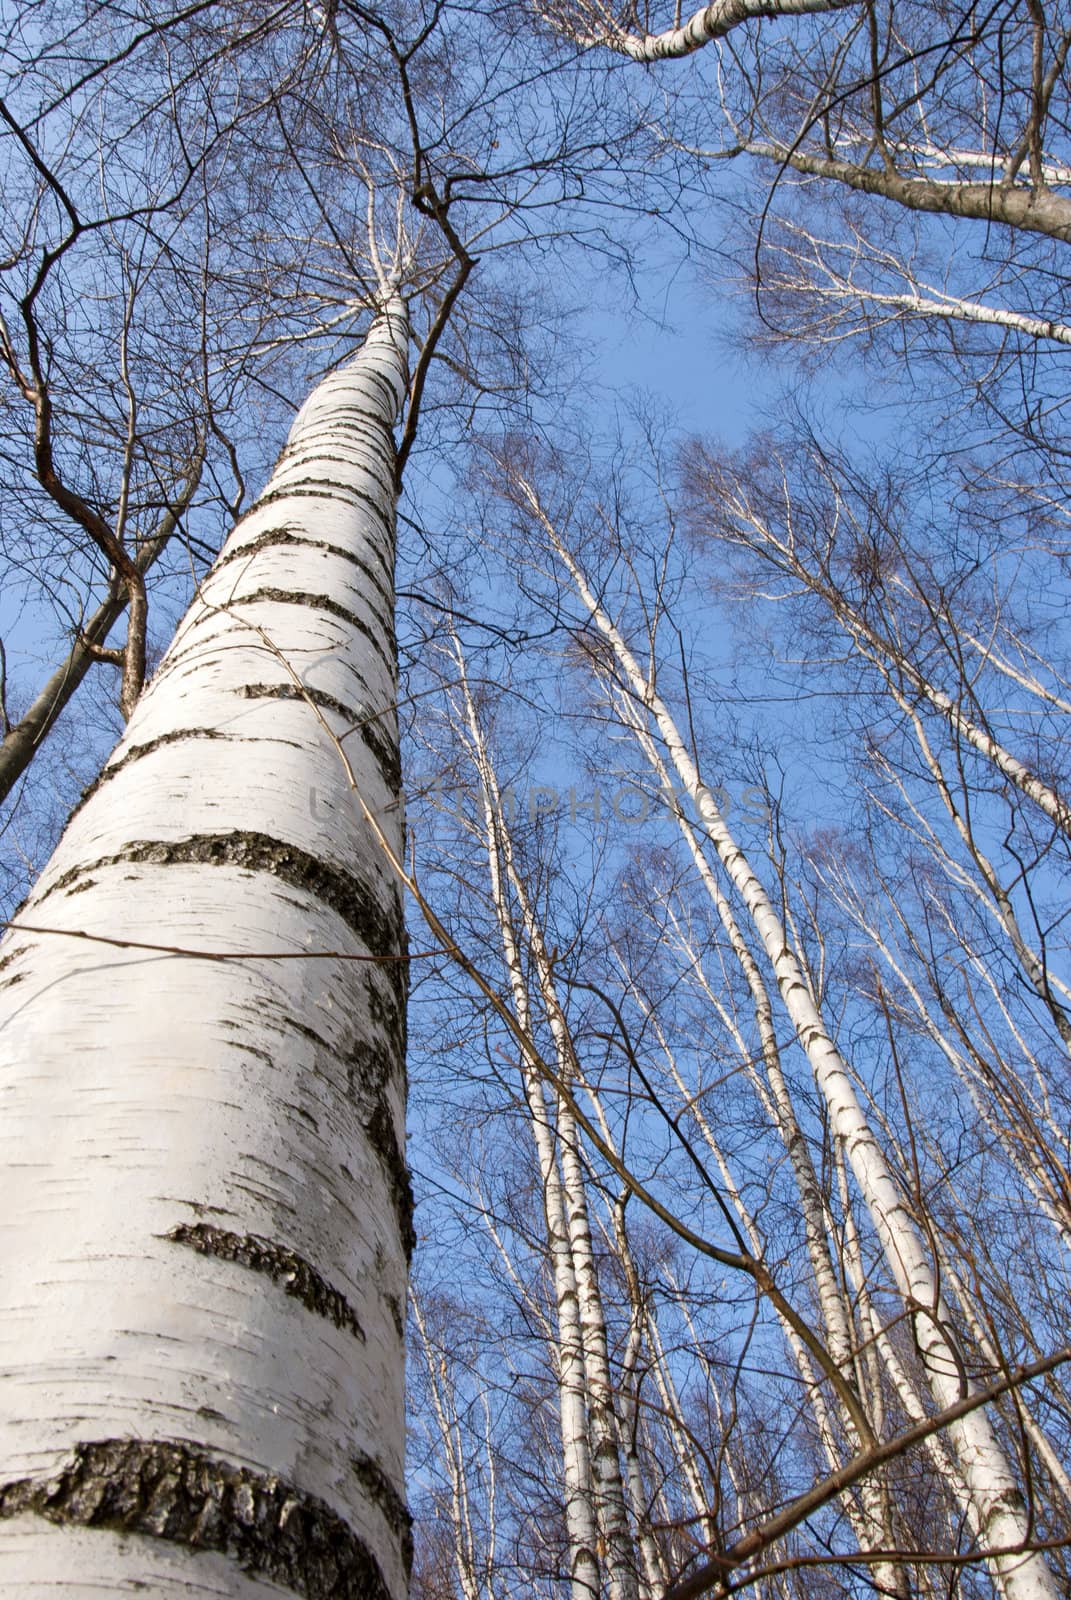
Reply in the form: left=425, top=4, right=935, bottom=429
left=495, top=929, right=603, bottom=1600
left=410, top=1292, right=495, bottom=1600
left=456, top=657, right=640, bottom=1600
left=0, top=299, right=413, bottom=1598
left=926, top=1241, right=1071, bottom=1517
left=467, top=730, right=601, bottom=1599
left=611, top=1202, right=669, bottom=1600
left=494, top=838, right=639, bottom=1600
left=868, top=668, right=1071, bottom=1049
left=554, top=1099, right=641, bottom=1600
left=626, top=994, right=911, bottom=1594
left=820, top=857, right=1071, bottom=1239
left=527, top=483, right=1061, bottom=1600
left=622, top=715, right=858, bottom=1381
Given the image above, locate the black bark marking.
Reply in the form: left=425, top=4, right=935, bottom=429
left=0, top=1437, right=395, bottom=1599
left=350, top=1452, right=410, bottom=1561
left=364, top=1097, right=415, bottom=1262
left=167, top=1222, right=364, bottom=1342
left=218, top=528, right=394, bottom=617
left=243, top=482, right=394, bottom=535
left=367, top=966, right=408, bottom=1078
left=284, top=452, right=388, bottom=473
left=238, top=682, right=401, bottom=793
left=285, top=1016, right=334, bottom=1055
left=385, top=1293, right=404, bottom=1340
left=226, top=585, right=395, bottom=674
left=219, top=541, right=396, bottom=645
left=74, top=729, right=232, bottom=815
left=39, top=831, right=404, bottom=959
left=305, top=1016, right=411, bottom=1261
left=348, top=366, right=404, bottom=416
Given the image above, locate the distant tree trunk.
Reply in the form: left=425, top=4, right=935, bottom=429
left=472, top=754, right=603, bottom=1600
left=0, top=298, right=413, bottom=1598
left=458, top=655, right=641, bottom=1600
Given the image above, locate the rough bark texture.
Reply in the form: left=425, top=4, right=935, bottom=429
left=0, top=1438, right=397, bottom=1599
left=486, top=862, right=603, bottom=1600
left=753, top=144, right=1071, bottom=244
left=0, top=300, right=412, bottom=1597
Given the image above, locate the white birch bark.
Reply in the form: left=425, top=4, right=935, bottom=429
left=629, top=996, right=912, bottom=1594
left=410, top=1292, right=496, bottom=1600
left=456, top=657, right=640, bottom=1600
left=926, top=1244, right=1071, bottom=1517
left=529, top=485, right=1061, bottom=1600
left=553, top=1098, right=641, bottom=1600
left=817, top=853, right=1071, bottom=1240
left=468, top=743, right=601, bottom=1600
left=549, top=0, right=853, bottom=62
left=619, top=714, right=859, bottom=1382
left=0, top=300, right=413, bottom=1598
left=495, top=865, right=639, bottom=1600
left=869, top=674, right=1071, bottom=1048
left=831, top=1141, right=970, bottom=1571
left=744, top=219, right=1071, bottom=351
left=611, top=1200, right=669, bottom=1600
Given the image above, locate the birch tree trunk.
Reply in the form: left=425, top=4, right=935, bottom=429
left=470, top=751, right=603, bottom=1600
left=0, top=298, right=413, bottom=1599
left=455, top=654, right=640, bottom=1600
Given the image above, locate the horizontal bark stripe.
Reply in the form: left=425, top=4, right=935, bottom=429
left=262, top=412, right=396, bottom=475
left=219, top=529, right=395, bottom=616
left=249, top=482, right=395, bottom=534
left=323, top=369, right=404, bottom=417
left=0, top=1438, right=393, bottom=1600
left=223, top=587, right=396, bottom=674
left=268, top=469, right=396, bottom=513
left=277, top=433, right=394, bottom=470
left=74, top=729, right=237, bottom=814
left=236, top=683, right=401, bottom=793
left=37, top=831, right=403, bottom=958
left=349, top=1453, right=410, bottom=1544
left=167, top=1223, right=365, bottom=1341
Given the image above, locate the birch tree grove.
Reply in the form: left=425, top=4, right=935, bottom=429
left=2, top=0, right=1071, bottom=1597
left=500, top=462, right=1062, bottom=1600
